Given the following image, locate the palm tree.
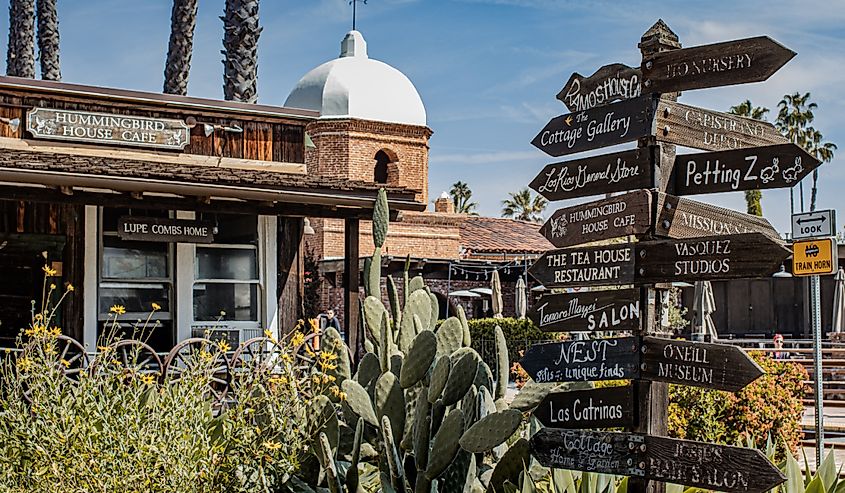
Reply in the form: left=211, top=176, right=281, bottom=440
left=776, top=92, right=817, bottom=214
left=6, top=0, right=35, bottom=78
left=449, top=181, right=478, bottom=215
left=222, top=0, right=262, bottom=103
left=804, top=127, right=837, bottom=211
left=35, top=0, right=60, bottom=80
left=502, top=188, right=547, bottom=222
left=163, top=0, right=198, bottom=95
left=729, top=100, right=769, bottom=216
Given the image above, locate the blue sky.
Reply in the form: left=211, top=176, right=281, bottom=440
left=3, top=0, right=843, bottom=235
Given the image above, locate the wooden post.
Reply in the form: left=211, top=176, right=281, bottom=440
left=629, top=20, right=681, bottom=493
left=344, top=217, right=360, bottom=362
left=278, top=217, right=305, bottom=335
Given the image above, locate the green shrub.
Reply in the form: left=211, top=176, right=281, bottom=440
left=466, top=317, right=564, bottom=371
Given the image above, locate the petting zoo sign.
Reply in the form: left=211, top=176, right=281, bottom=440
left=26, top=107, right=191, bottom=150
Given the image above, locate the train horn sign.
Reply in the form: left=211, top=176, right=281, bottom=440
left=531, top=429, right=786, bottom=493
left=641, top=35, right=795, bottom=94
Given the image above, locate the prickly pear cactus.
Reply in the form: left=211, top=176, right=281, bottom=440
left=399, top=330, right=436, bottom=388
left=372, top=188, right=389, bottom=249
left=459, top=409, right=522, bottom=453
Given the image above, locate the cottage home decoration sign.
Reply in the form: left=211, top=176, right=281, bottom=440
left=26, top=107, right=191, bottom=150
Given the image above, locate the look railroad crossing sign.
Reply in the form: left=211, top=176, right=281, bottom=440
left=518, top=19, right=807, bottom=493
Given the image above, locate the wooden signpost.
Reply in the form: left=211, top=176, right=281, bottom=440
left=641, top=36, right=795, bottom=94
left=673, top=143, right=820, bottom=195
left=558, top=63, right=642, bottom=112
left=532, top=429, right=786, bottom=493
left=529, top=288, right=640, bottom=333
left=529, top=148, right=654, bottom=201
left=531, top=96, right=655, bottom=157
left=520, top=20, right=799, bottom=493
left=534, top=386, right=636, bottom=429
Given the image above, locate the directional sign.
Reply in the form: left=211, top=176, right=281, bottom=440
left=531, top=430, right=786, bottom=493
left=557, top=63, right=642, bottom=112
left=519, top=337, right=640, bottom=384
left=641, top=36, right=795, bottom=94
left=534, top=385, right=636, bottom=429
left=792, top=210, right=836, bottom=240
left=673, top=143, right=819, bottom=195
left=529, top=288, right=640, bottom=333
left=636, top=233, right=791, bottom=284
left=531, top=96, right=655, bottom=157
left=528, top=243, right=635, bottom=289
left=529, top=147, right=654, bottom=202
left=793, top=237, right=838, bottom=276
left=540, top=191, right=652, bottom=248
left=654, top=192, right=780, bottom=240
left=640, top=337, right=764, bottom=392
left=657, top=100, right=788, bottom=152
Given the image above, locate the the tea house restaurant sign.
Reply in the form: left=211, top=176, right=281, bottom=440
left=27, top=107, right=190, bottom=150
left=118, top=217, right=214, bottom=244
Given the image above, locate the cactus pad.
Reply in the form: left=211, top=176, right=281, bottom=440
left=508, top=380, right=560, bottom=412
left=363, top=296, right=387, bottom=345
left=428, top=290, right=439, bottom=331
left=341, top=378, right=378, bottom=426
left=375, top=371, right=406, bottom=445
left=441, top=349, right=481, bottom=406
left=459, top=409, right=522, bottom=453
left=311, top=395, right=339, bottom=453
left=372, top=188, right=389, bottom=248
left=387, top=275, right=402, bottom=328
left=494, top=326, right=509, bottom=400
left=457, top=304, right=471, bottom=347
left=399, top=330, right=437, bottom=388
left=474, top=360, right=494, bottom=394
left=436, top=317, right=463, bottom=358
left=408, top=275, right=425, bottom=294
left=425, top=408, right=465, bottom=480
left=413, top=387, right=431, bottom=468
left=488, top=438, right=530, bottom=493
left=355, top=352, right=381, bottom=390
left=322, top=327, right=351, bottom=382
left=428, top=355, right=451, bottom=404
left=399, top=289, right=431, bottom=354
left=367, top=248, right=382, bottom=300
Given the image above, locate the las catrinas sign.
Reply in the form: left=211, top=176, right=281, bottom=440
left=26, top=107, right=191, bottom=150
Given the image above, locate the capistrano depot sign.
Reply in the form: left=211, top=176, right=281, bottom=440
left=26, top=107, right=190, bottom=150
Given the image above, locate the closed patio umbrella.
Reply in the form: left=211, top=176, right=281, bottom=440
left=491, top=270, right=503, bottom=319
left=832, top=268, right=845, bottom=334
left=515, top=277, right=527, bottom=320
left=691, top=281, right=717, bottom=341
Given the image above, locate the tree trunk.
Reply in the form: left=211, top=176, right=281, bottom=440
left=36, top=0, right=60, bottom=80
left=810, top=169, right=818, bottom=212
left=163, top=0, right=197, bottom=95
left=744, top=190, right=762, bottom=216
left=221, top=0, right=261, bottom=103
left=6, top=0, right=36, bottom=78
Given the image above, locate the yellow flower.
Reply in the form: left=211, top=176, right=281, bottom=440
left=50, top=327, right=61, bottom=337
left=263, top=440, right=282, bottom=451
left=97, top=345, right=112, bottom=352
left=49, top=283, right=56, bottom=290
left=339, top=391, right=347, bottom=401
left=60, top=359, right=70, bottom=368
left=66, top=283, right=74, bottom=292
left=42, top=265, right=57, bottom=276
left=216, top=340, right=231, bottom=353
left=319, top=361, right=338, bottom=372
left=199, top=350, right=213, bottom=363
left=319, top=351, right=338, bottom=361
left=34, top=314, right=43, bottom=322
left=109, top=305, right=126, bottom=315
left=140, top=374, right=155, bottom=386
left=4, top=348, right=9, bottom=354
left=309, top=318, right=319, bottom=333
left=151, top=302, right=161, bottom=311
left=291, top=332, right=305, bottom=347
left=269, top=375, right=289, bottom=386
left=16, top=357, right=33, bottom=372
left=264, top=329, right=275, bottom=340
left=281, top=353, right=293, bottom=363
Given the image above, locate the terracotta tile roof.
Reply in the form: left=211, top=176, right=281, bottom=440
left=459, top=216, right=552, bottom=254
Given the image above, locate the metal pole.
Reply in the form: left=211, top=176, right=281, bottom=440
left=811, top=273, right=824, bottom=466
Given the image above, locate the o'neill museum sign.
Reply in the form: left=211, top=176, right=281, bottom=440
left=26, top=107, right=190, bottom=150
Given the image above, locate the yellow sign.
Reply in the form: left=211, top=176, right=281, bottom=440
left=793, top=237, right=838, bottom=276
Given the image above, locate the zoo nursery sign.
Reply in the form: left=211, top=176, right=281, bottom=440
left=26, top=107, right=191, bottom=150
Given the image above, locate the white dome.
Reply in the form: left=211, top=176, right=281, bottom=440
left=284, top=31, right=426, bottom=126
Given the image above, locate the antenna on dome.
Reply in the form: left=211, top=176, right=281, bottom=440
left=350, top=0, right=367, bottom=31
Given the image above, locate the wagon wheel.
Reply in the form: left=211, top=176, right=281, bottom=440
left=163, top=338, right=230, bottom=407
left=90, top=339, right=163, bottom=382
left=21, top=335, right=89, bottom=403
left=290, top=332, right=321, bottom=374
left=230, top=336, right=289, bottom=389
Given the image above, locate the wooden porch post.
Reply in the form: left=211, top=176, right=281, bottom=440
left=344, top=217, right=360, bottom=361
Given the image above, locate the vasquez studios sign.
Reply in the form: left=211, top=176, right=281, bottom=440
left=27, top=107, right=190, bottom=150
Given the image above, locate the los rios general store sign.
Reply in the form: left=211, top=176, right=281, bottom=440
left=26, top=107, right=190, bottom=150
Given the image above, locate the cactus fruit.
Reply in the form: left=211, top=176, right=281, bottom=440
left=317, top=432, right=343, bottom=493
left=494, top=326, right=509, bottom=400
left=367, top=249, right=382, bottom=300
left=428, top=356, right=451, bottom=404
left=488, top=438, right=531, bottom=493
left=346, top=418, right=364, bottom=493
left=425, top=408, right=465, bottom=480
left=441, top=349, right=481, bottom=406
left=436, top=317, right=463, bottom=358
left=459, top=409, right=522, bottom=453
left=457, top=304, right=471, bottom=347
left=399, top=330, right=437, bottom=388
left=381, top=415, right=406, bottom=492
left=355, top=352, right=381, bottom=390
left=387, top=275, right=402, bottom=328
left=373, top=188, right=389, bottom=248
left=375, top=371, right=406, bottom=445
left=508, top=380, right=559, bottom=412
left=341, top=378, right=378, bottom=426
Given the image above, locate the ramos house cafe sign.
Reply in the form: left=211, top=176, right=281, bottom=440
left=117, top=217, right=214, bottom=243
left=26, top=107, right=190, bottom=150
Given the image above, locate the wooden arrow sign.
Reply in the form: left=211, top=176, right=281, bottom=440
left=641, top=336, right=764, bottom=392
left=540, top=190, right=652, bottom=248
left=534, top=385, right=636, bottom=429
left=531, top=429, right=786, bottom=493
left=528, top=243, right=635, bottom=289
left=529, top=148, right=654, bottom=202
left=656, top=100, right=788, bottom=152
left=654, top=192, right=780, bottom=240
left=531, top=96, right=655, bottom=157
left=636, top=232, right=791, bottom=284
left=519, top=337, right=640, bottom=384
left=673, top=143, right=820, bottom=195
left=642, top=36, right=795, bottom=94
left=557, top=63, right=643, bottom=112
left=529, top=288, right=641, bottom=333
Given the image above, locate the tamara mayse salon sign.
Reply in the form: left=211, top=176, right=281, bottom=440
left=26, top=107, right=191, bottom=150
left=117, top=217, right=214, bottom=243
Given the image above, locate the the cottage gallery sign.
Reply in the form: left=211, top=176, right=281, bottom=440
left=26, top=107, right=190, bottom=150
